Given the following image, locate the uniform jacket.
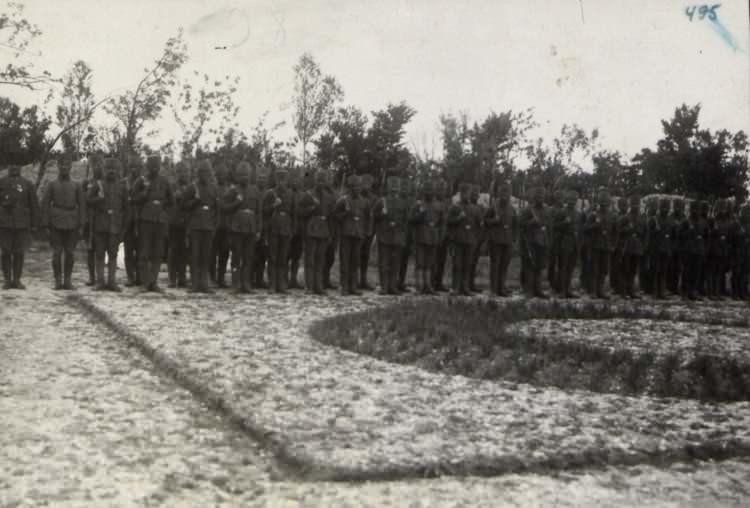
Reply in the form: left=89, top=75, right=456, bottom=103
left=0, top=174, right=39, bottom=230
left=447, top=201, right=482, bottom=246
left=373, top=195, right=408, bottom=247
left=222, top=183, right=262, bottom=235
left=131, top=175, right=173, bottom=224
left=41, top=179, right=85, bottom=230
left=680, top=216, right=707, bottom=257
left=87, top=178, right=129, bottom=235
left=183, top=181, right=218, bottom=232
left=169, top=181, right=191, bottom=228
left=334, top=193, right=367, bottom=239
left=410, top=199, right=444, bottom=246
left=619, top=213, right=647, bottom=256
left=298, top=187, right=336, bottom=239
left=262, top=186, right=294, bottom=237
left=484, top=201, right=518, bottom=246
left=647, top=213, right=675, bottom=255
left=519, top=205, right=548, bottom=249
left=585, top=208, right=616, bottom=252
left=553, top=207, right=580, bottom=254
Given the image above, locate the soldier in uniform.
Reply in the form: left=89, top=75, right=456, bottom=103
left=183, top=160, right=218, bottom=293
left=210, top=163, right=230, bottom=288
left=619, top=195, right=647, bottom=299
left=253, top=170, right=270, bottom=289
left=578, top=196, right=593, bottom=295
left=263, top=169, right=295, bottom=293
left=432, top=179, right=450, bottom=292
left=397, top=178, right=416, bottom=292
left=222, top=161, right=262, bottom=293
left=83, top=155, right=103, bottom=287
left=287, top=167, right=305, bottom=290
left=467, top=184, right=485, bottom=293
left=648, top=198, right=675, bottom=299
left=546, top=189, right=563, bottom=294
left=553, top=190, right=580, bottom=299
left=681, top=199, right=707, bottom=300
left=167, top=161, right=190, bottom=288
left=41, top=155, right=86, bottom=289
left=131, top=155, right=173, bottom=291
left=609, top=197, right=628, bottom=296
left=446, top=183, right=481, bottom=296
left=0, top=164, right=39, bottom=289
left=358, top=173, right=377, bottom=291
left=707, top=199, right=731, bottom=300
left=334, top=175, right=367, bottom=295
left=484, top=181, right=517, bottom=297
left=322, top=170, right=340, bottom=290
left=373, top=176, right=407, bottom=295
left=87, top=158, right=129, bottom=291
left=519, top=187, right=549, bottom=298
left=410, top=179, right=443, bottom=294
left=122, top=155, right=142, bottom=286
left=585, top=190, right=616, bottom=299
left=736, top=206, right=750, bottom=300
left=729, top=203, right=747, bottom=300
left=298, top=169, right=336, bottom=295
left=668, top=198, right=687, bottom=296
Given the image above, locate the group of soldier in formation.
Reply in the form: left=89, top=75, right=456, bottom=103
left=1, top=153, right=749, bottom=302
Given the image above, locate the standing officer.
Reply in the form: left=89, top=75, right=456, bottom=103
left=322, top=170, right=340, bottom=290
left=579, top=196, right=593, bottom=295
left=373, top=176, right=408, bottom=295
left=210, top=163, right=230, bottom=288
left=358, top=173, right=377, bottom=291
left=183, top=160, right=218, bottom=293
left=681, top=199, right=707, bottom=300
left=398, top=178, right=416, bottom=292
left=87, top=158, right=129, bottom=291
left=484, top=181, right=517, bottom=297
left=83, top=155, right=103, bottom=287
left=519, top=187, right=549, bottom=298
left=167, top=161, right=190, bottom=288
left=410, top=179, right=443, bottom=294
left=585, top=190, right=615, bottom=299
left=263, top=169, right=294, bottom=293
left=648, top=198, right=674, bottom=299
left=432, top=179, right=451, bottom=292
left=131, top=155, right=173, bottom=292
left=446, top=183, right=481, bottom=296
left=41, top=155, right=85, bottom=290
left=287, top=167, right=305, bottom=290
left=553, top=189, right=580, bottom=299
left=619, top=195, right=647, bottom=299
left=467, top=184, right=486, bottom=293
left=641, top=198, right=658, bottom=295
left=546, top=189, right=563, bottom=294
left=299, top=169, right=336, bottom=295
left=707, top=199, right=731, bottom=300
left=334, top=175, right=367, bottom=295
left=610, top=197, right=628, bottom=296
left=253, top=169, right=270, bottom=289
left=0, top=164, right=39, bottom=289
left=222, top=161, right=262, bottom=293
left=669, top=198, right=687, bottom=296
left=122, top=155, right=142, bottom=286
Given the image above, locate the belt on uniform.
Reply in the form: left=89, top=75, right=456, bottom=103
left=52, top=204, right=77, bottom=210
left=239, top=209, right=252, bottom=214
left=201, top=205, right=210, bottom=210
left=278, top=211, right=287, bottom=216
left=107, top=209, right=114, bottom=215
left=151, top=200, right=162, bottom=206
left=314, top=215, right=327, bottom=220
left=353, top=217, right=360, bottom=221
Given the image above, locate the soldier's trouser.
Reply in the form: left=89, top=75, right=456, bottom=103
left=730, top=257, right=744, bottom=299
left=0, top=228, right=30, bottom=284
left=640, top=254, right=654, bottom=295
left=558, top=248, right=577, bottom=297
left=85, top=223, right=95, bottom=283
left=359, top=234, right=375, bottom=287
left=580, top=245, right=592, bottom=293
left=211, top=227, right=230, bottom=284
left=399, top=243, right=412, bottom=288
left=168, top=225, right=188, bottom=286
left=433, top=240, right=448, bottom=289
left=339, top=236, right=362, bottom=293
left=650, top=252, right=670, bottom=298
left=609, top=250, right=622, bottom=294
left=469, top=240, right=483, bottom=290
left=668, top=252, right=683, bottom=294
left=591, top=249, right=610, bottom=297
left=50, top=228, right=78, bottom=284
left=190, top=230, right=214, bottom=291
left=379, top=243, right=402, bottom=294
left=230, top=232, right=256, bottom=291
left=268, top=234, right=291, bottom=292
left=415, top=243, right=437, bottom=270
left=324, top=235, right=338, bottom=287
left=123, top=223, right=139, bottom=284
left=488, top=243, right=512, bottom=295
left=138, top=221, right=166, bottom=288
left=304, top=237, right=328, bottom=293
left=288, top=233, right=304, bottom=287
left=451, top=242, right=472, bottom=294
left=94, top=232, right=120, bottom=286
left=622, top=253, right=641, bottom=296
left=705, top=255, right=726, bottom=297
left=253, top=239, right=268, bottom=287
left=548, top=247, right=559, bottom=292
left=523, top=245, right=547, bottom=296
left=683, top=253, right=704, bottom=298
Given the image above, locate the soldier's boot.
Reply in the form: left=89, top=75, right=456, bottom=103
left=150, top=262, right=162, bottom=291
left=278, top=264, right=288, bottom=294
left=94, top=257, right=107, bottom=290
left=12, top=253, right=25, bottom=289
left=216, top=260, right=228, bottom=289
left=288, top=260, right=301, bottom=289
left=52, top=254, right=63, bottom=290
left=1, top=253, right=11, bottom=289
left=107, top=258, right=121, bottom=292
left=242, top=264, right=254, bottom=293
left=86, top=250, right=96, bottom=286
left=424, top=269, right=435, bottom=295
left=63, top=254, right=75, bottom=290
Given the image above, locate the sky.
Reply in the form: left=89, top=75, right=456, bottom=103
left=3, top=0, right=749, bottom=165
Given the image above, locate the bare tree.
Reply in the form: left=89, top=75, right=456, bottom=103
left=56, top=60, right=96, bottom=160
left=0, top=1, right=55, bottom=90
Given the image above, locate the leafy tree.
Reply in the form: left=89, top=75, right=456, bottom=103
left=172, top=71, right=240, bottom=158
left=0, top=96, right=50, bottom=166
left=526, top=123, right=599, bottom=193
left=55, top=60, right=96, bottom=160
left=105, top=29, right=188, bottom=153
left=0, top=1, right=54, bottom=90
left=292, top=53, right=343, bottom=166
left=366, top=102, right=416, bottom=187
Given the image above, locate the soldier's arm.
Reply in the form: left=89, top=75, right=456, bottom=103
left=86, top=182, right=104, bottom=206
left=446, top=205, right=463, bottom=226
left=219, top=187, right=241, bottom=213
left=332, top=197, right=349, bottom=220
left=130, top=179, right=148, bottom=205
left=261, top=190, right=276, bottom=214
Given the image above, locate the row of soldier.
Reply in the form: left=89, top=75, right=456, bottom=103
left=2, top=154, right=749, bottom=300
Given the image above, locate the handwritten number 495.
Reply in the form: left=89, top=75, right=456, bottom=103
left=685, top=4, right=721, bottom=21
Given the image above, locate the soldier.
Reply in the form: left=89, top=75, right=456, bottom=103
left=334, top=175, right=367, bottom=295
left=432, top=179, right=450, bottom=292
left=87, top=158, right=128, bottom=291
left=578, top=195, right=593, bottom=295
left=669, top=198, right=687, bottom=296
left=585, top=190, right=616, bottom=299
left=0, top=164, right=39, bottom=289
left=253, top=170, right=270, bottom=289
left=484, top=181, right=517, bottom=297
left=609, top=197, right=628, bottom=295
left=547, top=189, right=563, bottom=294
left=410, top=179, right=443, bottom=294
left=446, top=183, right=481, bottom=296
left=167, top=161, right=190, bottom=288
left=695, top=200, right=710, bottom=297
left=82, top=154, right=104, bottom=287
left=287, top=167, right=305, bottom=290
left=210, top=163, right=230, bottom=288
left=373, top=176, right=408, bottom=295
left=222, top=161, right=262, bottom=293
left=707, top=199, right=731, bottom=300
left=263, top=169, right=294, bottom=293
left=729, top=203, right=747, bottom=300
left=358, top=173, right=377, bottom=291
left=122, top=155, right=142, bottom=286
left=681, top=199, right=707, bottom=300
left=183, top=160, right=218, bottom=293
left=640, top=198, right=658, bottom=295
left=553, top=190, right=580, bottom=299
left=647, top=198, right=675, bottom=299
left=398, top=178, right=416, bottom=292
left=467, top=184, right=485, bottom=293
left=322, top=170, right=340, bottom=290
left=737, top=206, right=750, bottom=300
left=519, top=187, right=549, bottom=298
left=298, top=169, right=336, bottom=295
left=619, top=195, right=647, bottom=299
left=130, top=155, right=172, bottom=291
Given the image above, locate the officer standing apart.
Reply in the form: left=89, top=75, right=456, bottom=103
left=183, top=160, right=218, bottom=293
left=0, top=164, right=39, bottom=289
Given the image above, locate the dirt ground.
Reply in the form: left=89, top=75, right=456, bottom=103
left=1, top=242, right=749, bottom=507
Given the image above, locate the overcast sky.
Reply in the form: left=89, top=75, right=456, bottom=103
left=4, top=0, right=749, bottom=164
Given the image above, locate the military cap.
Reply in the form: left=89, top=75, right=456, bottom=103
left=127, top=154, right=143, bottom=168
left=88, top=153, right=103, bottom=167
left=459, top=182, right=473, bottom=194
left=361, top=173, right=374, bottom=188
left=420, top=180, right=435, bottom=194
left=58, top=154, right=73, bottom=167
left=236, top=161, right=252, bottom=174
left=146, top=155, right=161, bottom=171
left=213, top=162, right=228, bottom=176
left=275, top=169, right=288, bottom=182
left=565, top=189, right=580, bottom=202
left=314, top=169, right=328, bottom=183
left=597, top=189, right=610, bottom=205
left=346, top=174, right=361, bottom=188
left=628, top=195, right=641, bottom=207
left=175, top=161, right=189, bottom=172
left=197, top=159, right=212, bottom=173
left=103, top=157, right=122, bottom=170
left=387, top=176, right=401, bottom=192
left=287, top=167, right=301, bottom=183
